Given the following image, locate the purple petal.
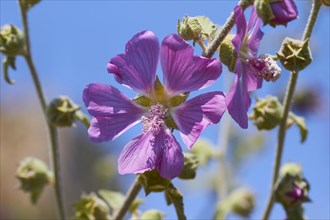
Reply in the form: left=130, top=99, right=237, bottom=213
left=247, top=6, right=258, bottom=31
left=160, top=34, right=222, bottom=95
left=247, top=23, right=264, bottom=55
left=226, top=75, right=250, bottom=129
left=118, top=128, right=184, bottom=179
left=232, top=6, right=247, bottom=53
left=83, top=83, right=144, bottom=142
left=173, top=92, right=226, bottom=148
left=243, top=64, right=263, bottom=92
left=157, top=129, right=184, bottom=179
left=118, top=131, right=161, bottom=175
left=106, top=30, right=159, bottom=95
left=271, top=0, right=298, bottom=25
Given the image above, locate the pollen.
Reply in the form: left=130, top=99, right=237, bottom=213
left=248, top=54, right=281, bottom=82
left=142, top=104, right=168, bottom=135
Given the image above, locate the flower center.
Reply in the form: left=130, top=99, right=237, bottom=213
left=141, top=104, right=168, bottom=135
left=247, top=54, right=281, bottom=82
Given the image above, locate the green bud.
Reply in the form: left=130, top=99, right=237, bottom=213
left=277, top=38, right=312, bottom=72
left=21, top=0, right=41, bottom=11
left=321, top=0, right=330, bottom=6
left=280, top=162, right=303, bottom=177
left=138, top=170, right=171, bottom=195
left=47, top=96, right=89, bottom=127
left=254, top=0, right=275, bottom=25
left=227, top=188, right=255, bottom=217
left=249, top=96, right=283, bottom=130
left=73, top=192, right=111, bottom=220
left=178, top=153, right=199, bottom=180
left=16, top=157, right=52, bottom=204
left=140, top=210, right=164, bottom=220
left=275, top=174, right=310, bottom=209
left=177, top=15, right=202, bottom=41
left=0, top=24, right=25, bottom=57
left=191, top=138, right=217, bottom=165
left=219, top=34, right=237, bottom=73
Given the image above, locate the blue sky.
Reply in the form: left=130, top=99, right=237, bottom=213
left=1, top=1, right=329, bottom=219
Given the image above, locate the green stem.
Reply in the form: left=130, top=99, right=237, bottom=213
left=261, top=1, right=322, bottom=219
left=113, top=177, right=142, bottom=220
left=18, top=1, right=65, bottom=219
left=203, top=0, right=254, bottom=58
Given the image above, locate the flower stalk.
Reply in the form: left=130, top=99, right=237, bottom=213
left=18, top=0, right=65, bottom=219
left=261, top=0, right=322, bottom=219
left=113, top=177, right=142, bottom=220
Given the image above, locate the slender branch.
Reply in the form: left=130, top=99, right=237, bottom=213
left=18, top=1, right=65, bottom=219
left=113, top=177, right=142, bottom=220
left=203, top=0, right=254, bottom=58
left=261, top=1, right=322, bottom=219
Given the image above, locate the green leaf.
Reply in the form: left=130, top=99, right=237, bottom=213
left=289, top=112, right=308, bottom=143
left=140, top=210, right=164, bottom=220
left=98, top=190, right=125, bottom=212
left=164, top=183, right=186, bottom=220
left=196, top=16, right=218, bottom=40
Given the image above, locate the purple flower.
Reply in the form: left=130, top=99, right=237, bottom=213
left=83, top=31, right=226, bottom=179
left=270, top=0, right=298, bottom=26
left=226, top=6, right=264, bottom=129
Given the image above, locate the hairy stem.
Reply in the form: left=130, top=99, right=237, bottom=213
left=261, top=1, right=322, bottom=219
left=113, top=177, right=142, bottom=220
left=18, top=1, right=65, bottom=219
left=203, top=0, right=254, bottom=58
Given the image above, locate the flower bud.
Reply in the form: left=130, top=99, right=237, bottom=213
left=73, top=192, right=111, bottom=220
left=277, top=38, right=312, bottom=72
left=138, top=170, right=171, bottom=195
left=178, top=153, right=199, bottom=180
left=46, top=96, right=81, bottom=127
left=219, top=34, right=237, bottom=73
left=16, top=157, right=52, bottom=204
left=0, top=24, right=25, bottom=57
left=280, top=162, right=303, bottom=177
left=140, top=210, right=164, bottom=220
left=228, top=188, right=255, bottom=217
left=249, top=96, right=283, bottom=130
left=177, top=15, right=202, bottom=41
left=254, top=0, right=298, bottom=27
left=275, top=174, right=310, bottom=208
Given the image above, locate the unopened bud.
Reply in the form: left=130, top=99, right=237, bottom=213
left=138, top=170, right=171, bottom=195
left=280, top=162, right=303, bottom=177
left=0, top=24, right=25, bottom=57
left=255, top=0, right=298, bottom=27
left=73, top=192, right=110, bottom=220
left=219, top=35, right=237, bottom=73
left=140, top=210, right=164, bottom=220
left=249, top=96, right=283, bottom=130
left=228, top=188, right=255, bottom=217
left=177, top=15, right=202, bottom=41
left=277, top=38, right=312, bottom=72
left=47, top=96, right=89, bottom=127
left=16, top=157, right=52, bottom=204
left=178, top=153, right=199, bottom=180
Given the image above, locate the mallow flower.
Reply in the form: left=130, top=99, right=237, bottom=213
left=226, top=6, right=280, bottom=129
left=83, top=31, right=226, bottom=179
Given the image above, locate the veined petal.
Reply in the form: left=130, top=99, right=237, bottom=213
left=247, top=15, right=264, bottom=55
left=106, top=30, right=159, bottom=95
left=160, top=34, right=222, bottom=95
left=83, top=83, right=144, bottom=117
left=226, top=75, right=250, bottom=129
left=118, top=131, right=161, bottom=175
left=172, top=92, right=226, bottom=149
left=157, top=129, right=184, bottom=179
left=232, top=6, right=247, bottom=53
left=83, top=83, right=144, bottom=142
left=243, top=64, right=263, bottom=92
